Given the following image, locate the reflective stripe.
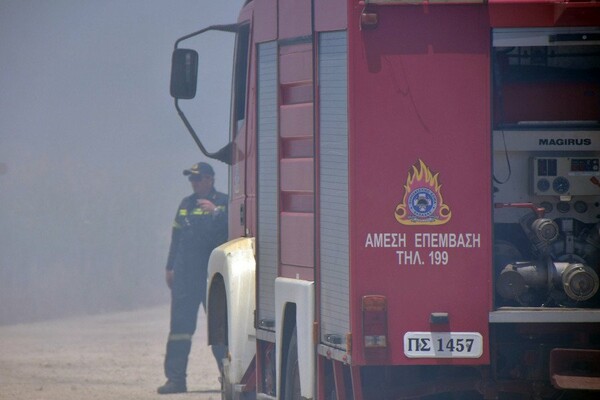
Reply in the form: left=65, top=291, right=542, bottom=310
left=192, top=208, right=211, bottom=216
left=178, top=209, right=188, bottom=216
left=168, top=333, right=192, bottom=341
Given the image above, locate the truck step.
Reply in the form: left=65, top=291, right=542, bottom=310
left=550, top=349, right=600, bottom=391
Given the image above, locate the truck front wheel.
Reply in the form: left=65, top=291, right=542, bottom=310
left=220, top=354, right=233, bottom=400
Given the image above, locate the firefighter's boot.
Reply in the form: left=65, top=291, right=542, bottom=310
left=157, top=380, right=187, bottom=394
left=161, top=336, right=191, bottom=394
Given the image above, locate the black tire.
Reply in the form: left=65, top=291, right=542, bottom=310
left=284, top=327, right=301, bottom=400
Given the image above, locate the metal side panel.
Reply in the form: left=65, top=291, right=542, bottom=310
left=257, top=41, right=278, bottom=330
left=319, top=30, right=349, bottom=350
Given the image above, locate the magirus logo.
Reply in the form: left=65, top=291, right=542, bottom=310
left=539, top=138, right=592, bottom=146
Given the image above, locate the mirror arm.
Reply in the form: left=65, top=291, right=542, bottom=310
left=172, top=22, right=238, bottom=166
left=174, top=23, right=239, bottom=49
left=174, top=98, right=232, bottom=165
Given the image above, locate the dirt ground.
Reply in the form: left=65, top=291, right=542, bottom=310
left=0, top=305, right=221, bottom=400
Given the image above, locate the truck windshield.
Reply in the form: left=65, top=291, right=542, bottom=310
left=493, top=43, right=600, bottom=128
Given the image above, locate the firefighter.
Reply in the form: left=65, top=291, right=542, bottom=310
left=158, top=162, right=228, bottom=395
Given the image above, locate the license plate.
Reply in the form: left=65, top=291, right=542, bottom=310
left=404, top=332, right=483, bottom=358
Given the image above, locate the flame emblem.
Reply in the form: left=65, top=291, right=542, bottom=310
left=395, top=160, right=451, bottom=225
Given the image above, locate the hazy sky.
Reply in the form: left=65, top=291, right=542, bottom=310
left=0, top=0, right=242, bottom=179
left=0, top=0, right=244, bottom=323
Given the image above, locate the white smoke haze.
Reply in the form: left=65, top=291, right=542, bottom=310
left=0, top=0, right=243, bottom=324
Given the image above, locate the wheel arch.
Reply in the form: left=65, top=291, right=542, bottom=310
left=206, top=237, right=256, bottom=385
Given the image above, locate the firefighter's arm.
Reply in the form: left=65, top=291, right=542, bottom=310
left=165, top=226, right=179, bottom=290
left=165, top=205, right=184, bottom=289
left=165, top=226, right=181, bottom=271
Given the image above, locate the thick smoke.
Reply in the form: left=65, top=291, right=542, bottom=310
left=0, top=0, right=241, bottom=324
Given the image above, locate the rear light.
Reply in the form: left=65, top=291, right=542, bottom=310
left=362, top=295, right=388, bottom=359
left=364, top=335, right=387, bottom=347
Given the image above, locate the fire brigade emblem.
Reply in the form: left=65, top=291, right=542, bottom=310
left=395, top=159, right=451, bottom=225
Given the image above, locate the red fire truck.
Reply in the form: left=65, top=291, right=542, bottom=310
left=169, top=0, right=600, bottom=398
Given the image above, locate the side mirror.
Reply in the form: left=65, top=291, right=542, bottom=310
left=170, top=49, right=198, bottom=99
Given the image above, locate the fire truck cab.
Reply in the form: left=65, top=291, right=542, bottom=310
left=170, top=0, right=600, bottom=399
